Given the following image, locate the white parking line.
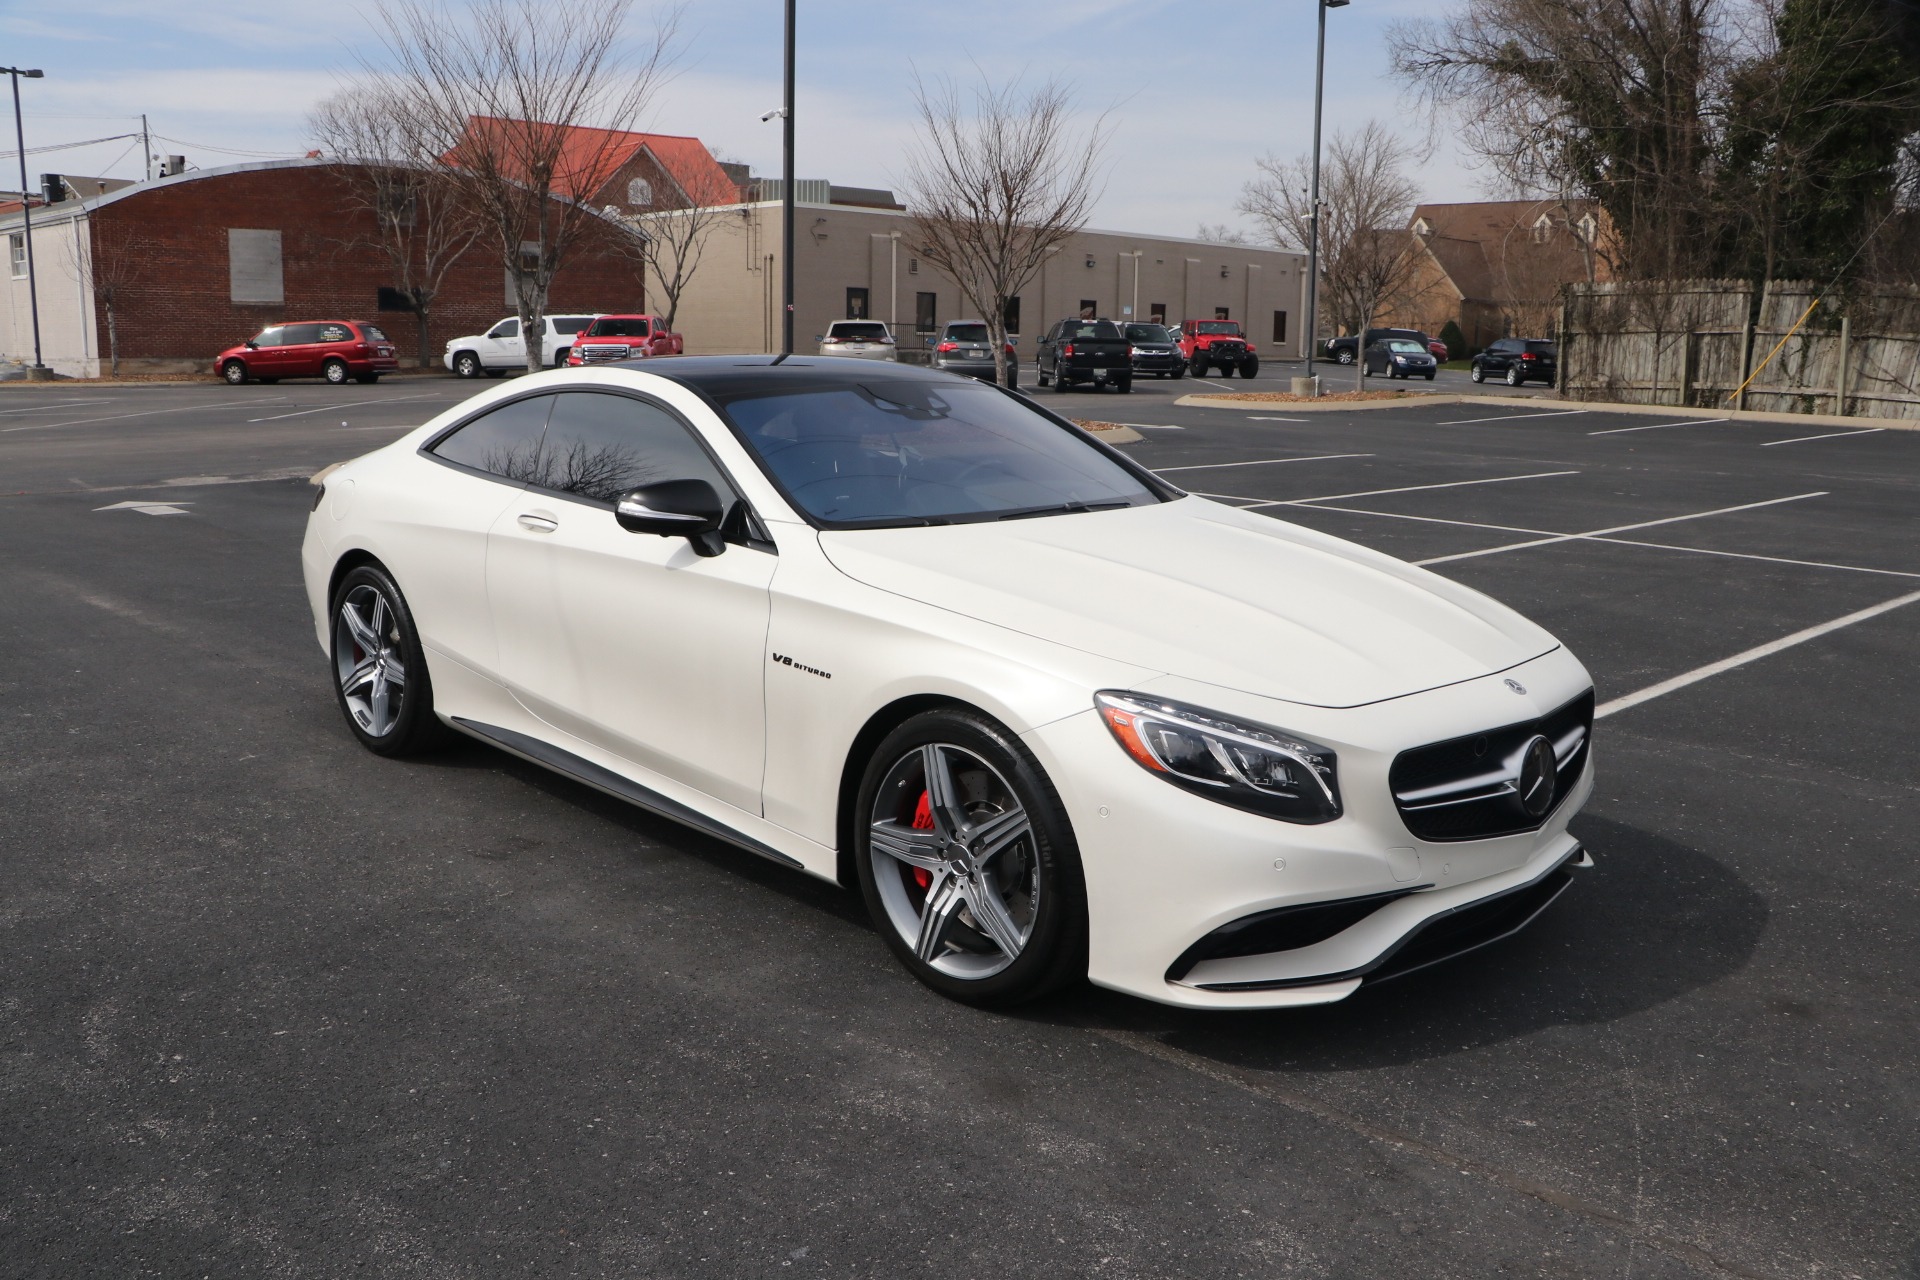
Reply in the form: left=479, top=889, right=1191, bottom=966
left=1158, top=453, right=1372, bottom=473
left=247, top=391, right=448, bottom=423
left=1588, top=417, right=1731, bottom=436
left=1246, top=415, right=1308, bottom=423
left=1759, top=427, right=1885, bottom=447
left=0, top=398, right=114, bottom=416
left=1241, top=470, right=1580, bottom=508
left=1596, top=589, right=1920, bottom=719
left=1110, top=422, right=1185, bottom=430
left=1433, top=409, right=1588, bottom=425
left=1414, top=492, right=1827, bottom=566
left=0, top=400, right=285, bottom=433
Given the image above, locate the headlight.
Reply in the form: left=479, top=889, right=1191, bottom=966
left=1393, top=356, right=1407, bottom=364
left=1095, top=691, right=1341, bottom=824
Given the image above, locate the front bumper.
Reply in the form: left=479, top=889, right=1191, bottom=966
left=1132, top=350, right=1183, bottom=372
left=1019, top=646, right=1595, bottom=1009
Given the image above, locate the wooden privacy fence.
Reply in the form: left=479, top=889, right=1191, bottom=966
left=1559, top=280, right=1920, bottom=419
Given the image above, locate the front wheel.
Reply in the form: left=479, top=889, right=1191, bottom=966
left=452, top=352, right=482, bottom=379
left=329, top=564, right=451, bottom=757
left=854, top=710, right=1087, bottom=1006
left=1336, top=348, right=1355, bottom=365
left=1189, top=357, right=1207, bottom=378
left=222, top=360, right=248, bottom=385
left=1240, top=356, right=1259, bottom=379
left=552, top=348, right=569, bottom=367
left=322, top=359, right=349, bottom=385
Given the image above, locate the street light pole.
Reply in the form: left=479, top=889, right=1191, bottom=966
left=1303, top=1, right=1345, bottom=395
left=5, top=67, right=48, bottom=378
left=780, top=0, right=795, bottom=356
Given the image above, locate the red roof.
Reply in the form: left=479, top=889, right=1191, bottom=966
left=447, top=116, right=738, bottom=207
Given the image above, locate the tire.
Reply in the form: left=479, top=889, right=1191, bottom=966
left=258, top=378, right=279, bottom=385
left=1052, top=369, right=1072, bottom=393
left=854, top=708, right=1088, bottom=1006
left=1006, top=366, right=1018, bottom=391
left=355, top=373, right=380, bottom=385
left=1240, top=356, right=1259, bottom=379
left=328, top=564, right=452, bottom=758
left=1470, top=364, right=1485, bottom=384
left=1506, top=365, right=1523, bottom=387
left=1189, top=356, right=1207, bottom=378
left=453, top=352, right=482, bottom=379
left=323, top=359, right=349, bottom=385
left=1336, top=348, right=1356, bottom=365
left=222, top=360, right=248, bottom=385
left=1424, top=371, right=1436, bottom=381
left=1171, top=363, right=1186, bottom=380
left=1036, top=363, right=1051, bottom=388
left=552, top=348, right=569, bottom=368
left=1113, top=374, right=1132, bottom=394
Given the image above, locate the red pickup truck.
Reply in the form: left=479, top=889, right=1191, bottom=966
left=1177, top=319, right=1259, bottom=379
left=566, top=314, right=685, bottom=365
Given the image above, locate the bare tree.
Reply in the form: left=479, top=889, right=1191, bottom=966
left=1239, top=121, right=1424, bottom=382
left=1195, top=222, right=1252, bottom=245
left=613, top=158, right=739, bottom=332
left=308, top=87, right=483, bottom=367
left=899, top=75, right=1106, bottom=387
left=69, top=220, right=145, bottom=378
left=370, top=0, right=678, bottom=372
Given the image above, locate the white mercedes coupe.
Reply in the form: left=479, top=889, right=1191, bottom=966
left=302, top=358, right=1595, bottom=1009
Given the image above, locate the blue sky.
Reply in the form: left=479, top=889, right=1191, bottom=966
left=0, top=0, right=1483, bottom=242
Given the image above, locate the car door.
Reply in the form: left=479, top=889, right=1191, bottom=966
left=1038, top=322, right=1058, bottom=377
left=278, top=323, right=325, bottom=377
left=482, top=318, right=523, bottom=369
left=245, top=325, right=288, bottom=378
left=484, top=389, right=776, bottom=812
left=1484, top=340, right=1516, bottom=373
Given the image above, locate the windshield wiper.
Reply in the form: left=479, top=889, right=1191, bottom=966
left=995, top=499, right=1134, bottom=521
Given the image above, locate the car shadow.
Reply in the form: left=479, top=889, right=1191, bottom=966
left=1020, top=814, right=1769, bottom=1071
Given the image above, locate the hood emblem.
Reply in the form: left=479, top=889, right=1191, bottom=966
left=1504, top=678, right=1527, bottom=695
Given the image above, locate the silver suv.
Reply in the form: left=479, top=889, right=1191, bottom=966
left=817, top=321, right=898, bottom=360
left=932, top=321, right=1017, bottom=387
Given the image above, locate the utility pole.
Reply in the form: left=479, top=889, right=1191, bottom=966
left=781, top=0, right=795, bottom=356
left=1304, top=0, right=1347, bottom=394
left=141, top=113, right=152, bottom=182
left=5, top=66, right=48, bottom=379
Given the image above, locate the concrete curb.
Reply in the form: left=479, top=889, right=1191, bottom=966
left=1173, top=390, right=1920, bottom=431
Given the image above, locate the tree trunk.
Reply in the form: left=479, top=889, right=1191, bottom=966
left=415, top=306, right=431, bottom=373
left=107, top=304, right=119, bottom=380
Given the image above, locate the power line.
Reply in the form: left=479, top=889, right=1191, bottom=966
left=0, top=132, right=139, bottom=161
left=150, top=133, right=305, bottom=160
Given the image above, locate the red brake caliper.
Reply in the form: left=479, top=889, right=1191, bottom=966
left=910, top=791, right=935, bottom=890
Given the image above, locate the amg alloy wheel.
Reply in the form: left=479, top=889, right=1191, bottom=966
left=329, top=565, right=449, bottom=757
left=856, top=711, right=1086, bottom=1005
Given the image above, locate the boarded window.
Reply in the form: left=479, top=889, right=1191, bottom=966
left=228, top=229, right=284, bottom=304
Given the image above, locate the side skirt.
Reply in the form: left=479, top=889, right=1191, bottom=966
left=451, top=717, right=805, bottom=871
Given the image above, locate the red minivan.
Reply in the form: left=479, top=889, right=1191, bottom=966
left=216, top=320, right=399, bottom=385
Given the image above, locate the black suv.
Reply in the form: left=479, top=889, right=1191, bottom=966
left=1471, top=338, right=1557, bottom=387
left=1323, top=327, right=1431, bottom=366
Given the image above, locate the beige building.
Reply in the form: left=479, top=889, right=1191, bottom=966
left=652, top=195, right=1310, bottom=358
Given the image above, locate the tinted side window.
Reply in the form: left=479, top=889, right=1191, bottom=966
left=252, top=327, right=285, bottom=347
left=316, top=323, right=354, bottom=343
left=534, top=392, right=730, bottom=506
left=487, top=319, right=520, bottom=339
left=430, top=395, right=555, bottom=482
left=283, top=323, right=325, bottom=344
left=552, top=317, right=593, bottom=335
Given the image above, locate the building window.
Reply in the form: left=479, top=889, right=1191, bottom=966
left=1576, top=212, right=1598, bottom=243
left=227, top=228, right=284, bottom=304
left=1149, top=303, right=1166, bottom=324
left=1078, top=299, right=1097, bottom=319
left=915, top=291, right=937, bottom=333
left=1412, top=217, right=1431, bottom=237
left=1003, top=296, right=1021, bottom=335
left=1272, top=310, right=1287, bottom=343
left=908, top=258, right=919, bottom=275
left=846, top=286, right=870, bottom=320
left=627, top=177, right=654, bottom=207
left=377, top=286, right=412, bottom=312
left=1214, top=306, right=1230, bottom=320
left=1532, top=213, right=1554, bottom=243
left=7, top=233, right=23, bottom=279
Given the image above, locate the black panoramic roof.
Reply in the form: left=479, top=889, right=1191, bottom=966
left=611, top=354, right=975, bottom=399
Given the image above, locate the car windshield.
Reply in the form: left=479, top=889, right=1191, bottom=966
left=1125, top=324, right=1171, bottom=342
left=944, top=323, right=991, bottom=343
left=713, top=378, right=1162, bottom=528
left=590, top=318, right=652, bottom=337
left=830, top=323, right=890, bottom=341
left=1194, top=322, right=1241, bottom=335
left=1385, top=340, right=1426, bottom=353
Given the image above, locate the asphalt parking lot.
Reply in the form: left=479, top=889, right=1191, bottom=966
left=3, top=374, right=1916, bottom=1278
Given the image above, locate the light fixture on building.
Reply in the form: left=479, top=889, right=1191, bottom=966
left=1220, top=267, right=1230, bottom=279
left=1085, top=256, right=1096, bottom=269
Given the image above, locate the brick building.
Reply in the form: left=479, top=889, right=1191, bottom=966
left=1396, top=199, right=1614, bottom=352
left=0, top=158, right=648, bottom=378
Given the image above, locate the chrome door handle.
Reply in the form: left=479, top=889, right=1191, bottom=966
left=517, top=513, right=558, bottom=532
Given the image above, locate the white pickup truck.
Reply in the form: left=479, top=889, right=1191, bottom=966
left=443, top=314, right=598, bottom=378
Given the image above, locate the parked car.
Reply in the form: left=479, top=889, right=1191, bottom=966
left=304, top=356, right=1596, bottom=1008
left=931, top=321, right=1018, bottom=386
left=1323, top=328, right=1432, bottom=366
left=1427, top=337, right=1450, bottom=361
left=1471, top=338, right=1558, bottom=387
left=1364, top=338, right=1438, bottom=380
left=1124, top=322, right=1185, bottom=378
left=1178, top=320, right=1258, bottom=378
left=566, top=314, right=685, bottom=366
left=444, top=314, right=598, bottom=378
left=817, top=320, right=899, bottom=361
left=1035, top=318, right=1131, bottom=392
left=217, top=320, right=398, bottom=385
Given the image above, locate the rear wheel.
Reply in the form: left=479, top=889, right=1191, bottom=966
left=329, top=564, right=451, bottom=758
left=1113, top=373, right=1132, bottom=394
left=222, top=360, right=248, bottom=385
left=854, top=710, right=1087, bottom=1006
left=1171, top=363, right=1186, bottom=380
left=323, top=358, right=349, bottom=385
left=1506, top=365, right=1523, bottom=387
left=1052, top=369, right=1072, bottom=393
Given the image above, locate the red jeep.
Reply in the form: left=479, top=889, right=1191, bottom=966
left=1177, top=319, right=1259, bottom=379
left=566, top=314, right=686, bottom=365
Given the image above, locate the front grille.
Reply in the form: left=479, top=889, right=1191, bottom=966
left=580, top=345, right=631, bottom=362
left=1389, top=690, right=1593, bottom=842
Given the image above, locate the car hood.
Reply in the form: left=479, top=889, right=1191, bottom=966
left=817, top=497, right=1558, bottom=709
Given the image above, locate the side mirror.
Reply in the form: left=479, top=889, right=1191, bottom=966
left=245, top=340, right=259, bottom=349
left=1008, top=337, right=1018, bottom=346
left=615, top=479, right=726, bottom=556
